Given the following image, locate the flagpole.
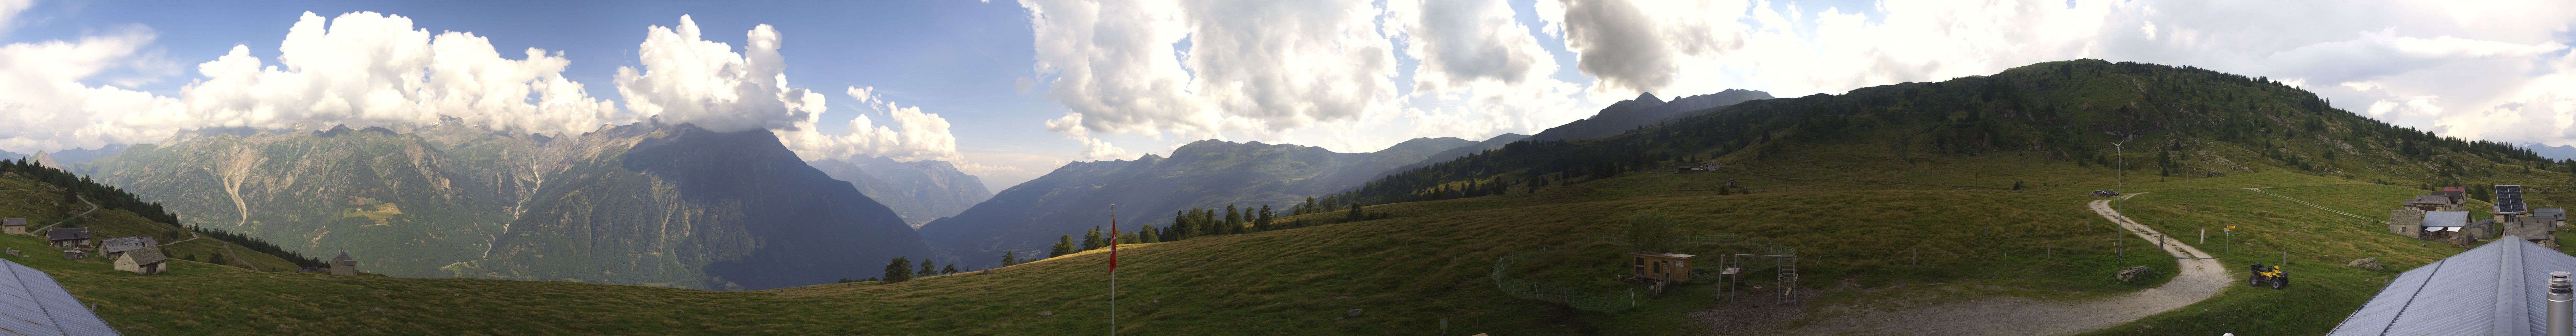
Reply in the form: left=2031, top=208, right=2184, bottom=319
left=1110, top=203, right=1118, bottom=336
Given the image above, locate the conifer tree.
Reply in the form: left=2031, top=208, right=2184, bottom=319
left=1000, top=251, right=1017, bottom=266
left=1139, top=225, right=1160, bottom=243
left=942, top=264, right=958, bottom=274
left=1345, top=203, right=1365, bottom=222
left=1082, top=226, right=1104, bottom=251
left=1050, top=235, right=1076, bottom=257
left=1224, top=205, right=1241, bottom=234
left=883, top=257, right=913, bottom=283
left=920, top=261, right=937, bottom=277
left=1256, top=205, right=1275, bottom=231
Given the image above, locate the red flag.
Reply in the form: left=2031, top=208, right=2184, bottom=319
left=1109, top=205, right=1119, bottom=272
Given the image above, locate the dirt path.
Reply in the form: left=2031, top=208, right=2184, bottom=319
left=1765, top=193, right=2230, bottom=336
left=23, top=195, right=97, bottom=237
left=2240, top=187, right=2386, bottom=224
left=158, top=233, right=201, bottom=246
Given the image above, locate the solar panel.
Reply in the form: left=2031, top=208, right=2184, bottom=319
left=2495, top=185, right=2527, bottom=214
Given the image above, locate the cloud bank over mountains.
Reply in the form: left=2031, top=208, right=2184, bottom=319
left=1022, top=0, right=2576, bottom=158
left=0, top=10, right=962, bottom=167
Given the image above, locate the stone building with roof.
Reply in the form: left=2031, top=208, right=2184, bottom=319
left=113, top=246, right=166, bottom=275
left=1, top=218, right=24, bottom=235
left=330, top=252, right=357, bottom=276
left=99, top=236, right=156, bottom=260
left=44, top=228, right=88, bottom=248
left=2388, top=210, right=2426, bottom=239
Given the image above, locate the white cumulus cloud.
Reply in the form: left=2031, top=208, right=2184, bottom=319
left=614, top=15, right=820, bottom=133
left=1021, top=0, right=1403, bottom=150
left=178, top=12, right=625, bottom=136
left=772, top=87, right=967, bottom=163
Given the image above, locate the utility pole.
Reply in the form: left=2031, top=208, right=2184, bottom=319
left=2114, top=140, right=2128, bottom=217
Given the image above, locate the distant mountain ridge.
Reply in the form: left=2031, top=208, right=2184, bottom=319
left=79, top=122, right=933, bottom=290
left=1522, top=89, right=1772, bottom=142
left=810, top=156, right=995, bottom=227
left=2525, top=142, right=2576, bottom=161
left=1377, top=133, right=1530, bottom=179
left=916, top=137, right=1477, bottom=268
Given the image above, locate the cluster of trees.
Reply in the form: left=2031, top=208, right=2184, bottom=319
left=850, top=256, right=963, bottom=284
left=0, top=158, right=327, bottom=268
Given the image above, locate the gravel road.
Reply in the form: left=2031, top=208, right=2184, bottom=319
left=1746, top=194, right=2230, bottom=336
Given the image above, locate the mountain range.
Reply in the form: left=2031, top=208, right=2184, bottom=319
left=76, top=122, right=932, bottom=290
left=915, top=136, right=1481, bottom=268
left=809, top=156, right=993, bottom=228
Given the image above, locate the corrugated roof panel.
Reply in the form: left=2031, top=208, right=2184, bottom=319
left=0, top=258, right=116, bottom=336
left=2426, top=211, right=2472, bottom=227
left=2381, top=248, right=2504, bottom=335
left=2334, top=238, right=2576, bottom=336
left=0, top=262, right=58, bottom=336
left=2330, top=258, right=2450, bottom=336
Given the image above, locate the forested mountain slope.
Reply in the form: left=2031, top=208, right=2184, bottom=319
left=1337, top=59, right=2568, bottom=208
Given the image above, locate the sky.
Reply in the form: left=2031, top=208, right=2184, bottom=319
left=0, top=0, right=2569, bottom=191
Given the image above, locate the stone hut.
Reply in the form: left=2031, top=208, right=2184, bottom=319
left=45, top=228, right=89, bottom=248
left=113, top=246, right=167, bottom=274
left=99, top=236, right=156, bottom=260
left=2405, top=195, right=2460, bottom=212
left=330, top=251, right=357, bottom=276
left=0, top=218, right=24, bottom=235
left=2506, top=217, right=2558, bottom=246
left=2388, top=210, right=2425, bottom=239
left=2535, top=208, right=2567, bottom=229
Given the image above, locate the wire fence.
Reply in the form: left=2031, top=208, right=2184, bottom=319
left=1490, top=233, right=1794, bottom=312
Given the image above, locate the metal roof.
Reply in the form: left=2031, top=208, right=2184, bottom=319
left=2424, top=211, right=2472, bottom=227
left=0, top=219, right=20, bottom=227
left=2330, top=237, right=2576, bottom=336
left=97, top=237, right=153, bottom=254
left=0, top=257, right=120, bottom=336
left=2536, top=208, right=2566, bottom=221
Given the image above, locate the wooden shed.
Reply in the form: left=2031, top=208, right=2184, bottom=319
left=1629, top=251, right=1697, bottom=283
left=0, top=218, right=23, bottom=235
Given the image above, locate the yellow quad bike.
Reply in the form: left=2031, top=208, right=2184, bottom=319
left=2247, top=262, right=2288, bottom=289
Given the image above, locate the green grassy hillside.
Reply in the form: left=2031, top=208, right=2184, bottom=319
left=36, top=59, right=2576, bottom=335
left=34, top=146, right=2215, bottom=335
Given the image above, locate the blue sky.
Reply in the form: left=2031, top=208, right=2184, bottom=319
left=0, top=0, right=2571, bottom=191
